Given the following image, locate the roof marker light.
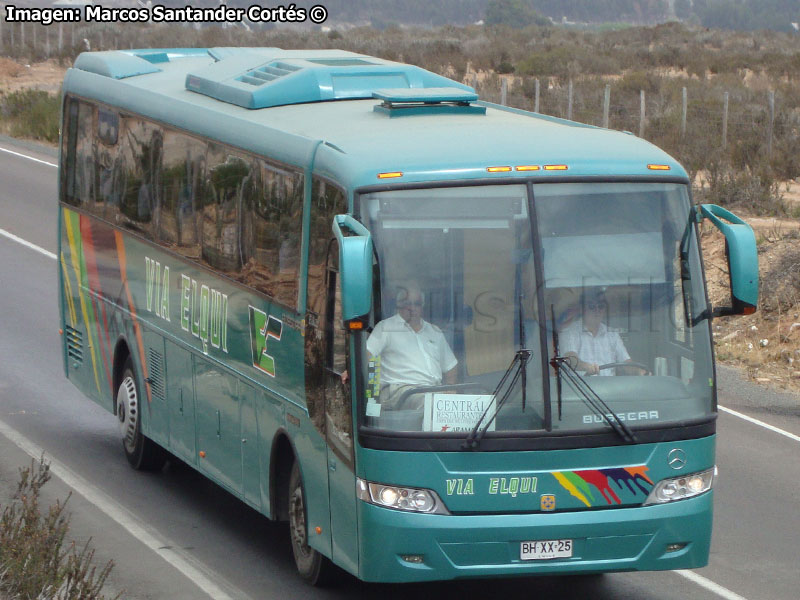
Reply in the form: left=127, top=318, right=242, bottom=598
left=515, top=165, right=540, bottom=171
left=487, top=166, right=512, bottom=173
left=543, top=164, right=568, bottom=171
left=648, top=164, right=671, bottom=170
left=378, top=172, right=403, bottom=179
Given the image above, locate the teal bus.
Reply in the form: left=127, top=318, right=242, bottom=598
left=58, top=47, right=758, bottom=584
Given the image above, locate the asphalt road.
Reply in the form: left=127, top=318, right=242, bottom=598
left=1, top=137, right=799, bottom=600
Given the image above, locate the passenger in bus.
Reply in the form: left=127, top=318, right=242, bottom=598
left=366, top=282, right=458, bottom=409
left=561, top=288, right=647, bottom=376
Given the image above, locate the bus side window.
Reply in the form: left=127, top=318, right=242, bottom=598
left=92, top=108, right=121, bottom=222
left=200, top=145, right=248, bottom=274
left=305, top=178, right=347, bottom=439
left=62, top=98, right=80, bottom=206
left=65, top=100, right=95, bottom=209
left=119, top=116, right=162, bottom=239
left=325, top=241, right=353, bottom=463
left=240, top=159, right=304, bottom=307
left=159, top=131, right=204, bottom=257
left=306, top=178, right=347, bottom=314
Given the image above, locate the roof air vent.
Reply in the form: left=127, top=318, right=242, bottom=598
left=237, top=61, right=302, bottom=87
left=373, top=88, right=485, bottom=117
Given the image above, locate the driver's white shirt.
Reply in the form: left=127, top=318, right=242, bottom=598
left=366, top=313, right=457, bottom=386
left=560, top=319, right=630, bottom=376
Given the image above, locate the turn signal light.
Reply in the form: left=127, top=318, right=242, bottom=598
left=515, top=165, right=540, bottom=171
left=543, top=164, right=568, bottom=171
left=647, top=164, right=671, bottom=170
left=487, top=166, right=512, bottom=172
left=377, top=171, right=403, bottom=179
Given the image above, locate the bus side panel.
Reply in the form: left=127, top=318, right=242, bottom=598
left=254, top=388, right=284, bottom=515
left=239, top=382, right=261, bottom=509
left=60, top=208, right=114, bottom=412
left=165, top=339, right=196, bottom=464
left=141, top=331, right=169, bottom=448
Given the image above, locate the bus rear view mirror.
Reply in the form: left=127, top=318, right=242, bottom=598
left=333, top=214, right=373, bottom=322
left=698, top=204, right=758, bottom=317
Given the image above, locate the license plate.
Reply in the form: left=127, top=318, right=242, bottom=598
left=520, top=539, right=573, bottom=560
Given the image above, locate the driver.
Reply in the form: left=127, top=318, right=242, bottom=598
left=366, top=282, right=458, bottom=409
left=561, top=288, right=646, bottom=376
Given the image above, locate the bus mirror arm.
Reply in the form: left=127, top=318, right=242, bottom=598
left=698, top=204, right=759, bottom=317
left=333, top=215, right=374, bottom=321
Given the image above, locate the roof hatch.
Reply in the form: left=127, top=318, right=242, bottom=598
left=373, top=88, right=485, bottom=117
left=185, top=48, right=474, bottom=109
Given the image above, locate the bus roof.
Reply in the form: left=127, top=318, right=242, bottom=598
left=63, top=47, right=689, bottom=190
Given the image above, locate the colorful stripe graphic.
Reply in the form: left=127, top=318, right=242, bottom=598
left=553, top=466, right=654, bottom=507
left=63, top=209, right=103, bottom=395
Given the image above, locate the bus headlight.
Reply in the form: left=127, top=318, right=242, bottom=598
left=356, top=478, right=450, bottom=514
left=644, top=467, right=716, bottom=505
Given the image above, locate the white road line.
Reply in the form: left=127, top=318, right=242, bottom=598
left=0, top=145, right=58, bottom=168
left=0, top=227, right=57, bottom=260
left=0, top=417, right=243, bottom=600
left=719, top=405, right=800, bottom=443
left=675, top=570, right=750, bottom=600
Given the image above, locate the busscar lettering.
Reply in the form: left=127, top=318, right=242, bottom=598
left=583, top=411, right=659, bottom=424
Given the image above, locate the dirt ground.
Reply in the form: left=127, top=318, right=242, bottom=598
left=703, top=211, right=800, bottom=392
left=0, top=57, right=66, bottom=94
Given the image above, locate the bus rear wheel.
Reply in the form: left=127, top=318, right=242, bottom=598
left=117, top=357, right=166, bottom=471
left=288, top=461, right=336, bottom=585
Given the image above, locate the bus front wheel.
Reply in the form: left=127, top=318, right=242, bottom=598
left=288, top=461, right=336, bottom=585
left=117, top=357, right=166, bottom=471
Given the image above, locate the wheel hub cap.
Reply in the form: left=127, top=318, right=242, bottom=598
left=117, top=376, right=138, bottom=453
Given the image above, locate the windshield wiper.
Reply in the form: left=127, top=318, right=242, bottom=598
left=553, top=358, right=637, bottom=443
left=462, top=294, right=530, bottom=450
left=548, top=305, right=637, bottom=444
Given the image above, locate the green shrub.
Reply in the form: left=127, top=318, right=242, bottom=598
left=0, top=90, right=61, bottom=143
left=0, top=457, right=119, bottom=600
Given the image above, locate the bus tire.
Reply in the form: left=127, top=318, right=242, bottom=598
left=288, top=461, right=336, bottom=585
left=117, top=357, right=166, bottom=471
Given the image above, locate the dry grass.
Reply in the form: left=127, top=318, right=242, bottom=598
left=704, top=216, right=800, bottom=388
left=0, top=457, right=118, bottom=600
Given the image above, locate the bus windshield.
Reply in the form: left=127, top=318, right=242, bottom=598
left=357, top=182, right=713, bottom=443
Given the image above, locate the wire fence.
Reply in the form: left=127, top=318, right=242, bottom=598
left=3, top=19, right=799, bottom=208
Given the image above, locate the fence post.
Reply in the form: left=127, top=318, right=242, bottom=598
left=639, top=90, right=646, bottom=137
left=722, top=91, right=729, bottom=150
left=681, top=87, right=687, bottom=137
left=501, top=78, right=507, bottom=106
left=767, top=90, right=775, bottom=157
left=472, top=74, right=478, bottom=94
left=567, top=79, right=573, bottom=120
left=534, top=78, right=540, bottom=113
left=21, top=22, right=25, bottom=50
left=602, top=84, right=611, bottom=128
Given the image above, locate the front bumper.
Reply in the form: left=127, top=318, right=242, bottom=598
left=357, top=491, right=712, bottom=583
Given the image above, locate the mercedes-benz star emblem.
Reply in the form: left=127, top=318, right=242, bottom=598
left=668, top=448, right=687, bottom=470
